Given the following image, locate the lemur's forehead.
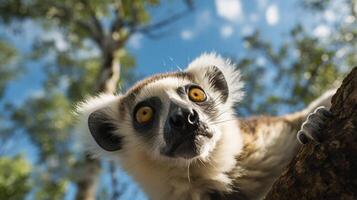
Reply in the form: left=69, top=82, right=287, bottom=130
left=122, top=71, right=194, bottom=107
left=136, top=77, right=189, bottom=100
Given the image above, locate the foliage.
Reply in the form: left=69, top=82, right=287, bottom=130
left=0, top=0, right=355, bottom=199
left=0, top=156, right=31, bottom=200
left=0, top=0, right=192, bottom=199
left=236, top=0, right=356, bottom=115
left=0, top=40, right=19, bottom=98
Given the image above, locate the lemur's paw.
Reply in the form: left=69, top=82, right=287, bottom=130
left=297, top=106, right=333, bottom=144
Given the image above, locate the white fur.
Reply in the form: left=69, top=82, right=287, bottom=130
left=186, top=53, right=244, bottom=106
left=75, top=53, right=333, bottom=200
left=75, top=53, right=245, bottom=199
left=75, top=94, right=122, bottom=159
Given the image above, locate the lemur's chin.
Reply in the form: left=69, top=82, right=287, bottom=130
left=161, top=127, right=213, bottom=159
left=175, top=136, right=209, bottom=159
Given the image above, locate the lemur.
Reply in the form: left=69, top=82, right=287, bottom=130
left=76, top=53, right=335, bottom=200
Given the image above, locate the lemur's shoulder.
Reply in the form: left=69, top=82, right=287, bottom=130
left=238, top=115, right=298, bottom=138
left=236, top=116, right=297, bottom=161
left=239, top=116, right=288, bottom=133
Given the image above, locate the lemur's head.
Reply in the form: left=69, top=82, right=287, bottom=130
left=77, top=53, right=243, bottom=163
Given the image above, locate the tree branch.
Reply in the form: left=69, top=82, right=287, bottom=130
left=77, top=0, right=104, bottom=47
left=265, top=67, right=357, bottom=199
left=134, top=8, right=192, bottom=35
left=50, top=2, right=104, bottom=47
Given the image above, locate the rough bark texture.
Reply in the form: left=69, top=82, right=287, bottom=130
left=75, top=51, right=120, bottom=200
left=74, top=155, right=101, bottom=200
left=265, top=67, right=357, bottom=200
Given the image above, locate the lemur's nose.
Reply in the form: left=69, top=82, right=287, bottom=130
left=169, top=107, right=199, bottom=131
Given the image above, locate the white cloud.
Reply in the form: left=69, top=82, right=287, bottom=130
left=215, top=0, right=243, bottom=22
left=241, top=25, right=254, bottom=36
left=128, top=34, right=143, bottom=49
left=313, top=25, right=331, bottom=38
left=220, top=25, right=234, bottom=38
left=266, top=4, right=279, bottom=25
left=44, top=31, right=69, bottom=51
left=181, top=30, right=194, bottom=40
left=324, top=10, right=336, bottom=22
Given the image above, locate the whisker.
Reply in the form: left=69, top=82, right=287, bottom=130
left=187, top=161, right=191, bottom=183
left=197, top=157, right=207, bottom=168
left=208, top=118, right=237, bottom=126
left=206, top=108, right=233, bottom=122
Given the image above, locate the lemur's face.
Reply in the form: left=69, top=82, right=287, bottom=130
left=125, top=73, right=226, bottom=160
left=82, top=54, right=243, bottom=162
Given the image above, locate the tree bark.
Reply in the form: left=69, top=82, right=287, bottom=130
left=74, top=155, right=101, bottom=200
left=75, top=49, right=121, bottom=200
left=265, top=67, right=357, bottom=200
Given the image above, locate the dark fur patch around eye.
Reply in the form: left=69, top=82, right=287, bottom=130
left=176, top=87, right=186, bottom=98
left=132, top=97, right=162, bottom=136
left=205, top=66, right=229, bottom=102
left=88, top=111, right=122, bottom=151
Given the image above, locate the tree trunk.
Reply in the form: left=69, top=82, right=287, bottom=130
left=265, top=67, right=357, bottom=199
left=74, top=155, right=101, bottom=200
left=75, top=50, right=121, bottom=200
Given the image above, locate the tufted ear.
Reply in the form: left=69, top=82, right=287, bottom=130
left=185, top=53, right=244, bottom=105
left=76, top=94, right=123, bottom=152
left=203, top=65, right=229, bottom=102
left=88, top=109, right=122, bottom=151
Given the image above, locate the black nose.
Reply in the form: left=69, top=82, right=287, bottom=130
left=169, top=108, right=199, bottom=131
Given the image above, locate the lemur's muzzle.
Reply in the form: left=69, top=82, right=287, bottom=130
left=168, top=104, right=199, bottom=132
left=162, top=102, right=211, bottom=159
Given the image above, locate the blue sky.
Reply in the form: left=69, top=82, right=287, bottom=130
left=129, top=0, right=302, bottom=75
left=2, top=0, right=340, bottom=106
left=0, top=0, right=347, bottom=199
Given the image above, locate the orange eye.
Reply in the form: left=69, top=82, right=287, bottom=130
left=188, top=87, right=207, bottom=102
left=135, top=106, right=154, bottom=124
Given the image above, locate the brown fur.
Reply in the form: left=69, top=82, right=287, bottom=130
left=76, top=53, right=335, bottom=200
left=124, top=72, right=194, bottom=103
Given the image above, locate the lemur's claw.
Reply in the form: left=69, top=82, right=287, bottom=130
left=297, top=106, right=332, bottom=144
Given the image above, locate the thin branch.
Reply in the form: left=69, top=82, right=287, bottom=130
left=109, top=2, right=193, bottom=49
left=110, top=0, right=125, bottom=34
left=74, top=20, right=101, bottom=43
left=51, top=2, right=104, bottom=47
left=79, top=0, right=104, bottom=47
left=134, top=8, right=192, bottom=34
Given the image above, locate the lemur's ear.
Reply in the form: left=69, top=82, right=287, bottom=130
left=88, top=109, right=122, bottom=151
left=76, top=94, right=123, bottom=152
left=203, top=65, right=229, bottom=102
left=186, top=53, right=244, bottom=104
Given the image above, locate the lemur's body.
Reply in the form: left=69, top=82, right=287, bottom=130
left=77, top=53, right=334, bottom=200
